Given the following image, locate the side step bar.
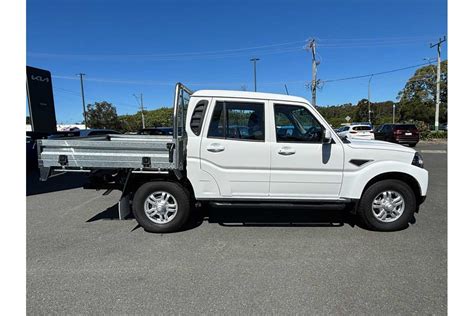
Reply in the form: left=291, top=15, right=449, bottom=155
left=209, top=201, right=352, bottom=209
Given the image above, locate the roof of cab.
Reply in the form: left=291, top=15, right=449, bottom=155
left=191, top=90, right=310, bottom=104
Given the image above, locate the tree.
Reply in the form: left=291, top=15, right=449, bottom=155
left=318, top=103, right=355, bottom=127
left=354, top=99, right=370, bottom=122
left=85, top=101, right=120, bottom=130
left=398, top=60, right=447, bottom=124
left=118, top=107, right=174, bottom=133
left=26, top=116, right=31, bottom=124
left=145, top=107, right=173, bottom=128
left=119, top=114, right=142, bottom=132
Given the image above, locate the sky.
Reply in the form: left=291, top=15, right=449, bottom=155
left=27, top=0, right=447, bottom=124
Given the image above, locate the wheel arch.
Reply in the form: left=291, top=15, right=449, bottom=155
left=361, top=172, right=423, bottom=206
left=121, top=171, right=196, bottom=201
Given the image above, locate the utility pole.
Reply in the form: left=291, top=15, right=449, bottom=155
left=134, top=93, right=146, bottom=129
left=306, top=38, right=318, bottom=107
left=140, top=93, right=145, bottom=129
left=430, top=36, right=446, bottom=131
left=250, top=58, right=260, bottom=92
left=77, top=73, right=88, bottom=129
left=368, top=75, right=373, bottom=124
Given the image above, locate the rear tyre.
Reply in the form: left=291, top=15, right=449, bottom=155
left=357, top=179, right=416, bottom=231
left=408, top=143, right=417, bottom=147
left=132, top=181, right=191, bottom=233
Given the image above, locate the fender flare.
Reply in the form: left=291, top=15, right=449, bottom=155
left=340, top=161, right=428, bottom=200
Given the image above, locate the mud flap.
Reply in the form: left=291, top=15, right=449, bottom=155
left=118, top=194, right=131, bottom=220
left=117, top=169, right=133, bottom=220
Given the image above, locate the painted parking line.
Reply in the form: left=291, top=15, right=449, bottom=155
left=420, top=150, right=447, bottom=154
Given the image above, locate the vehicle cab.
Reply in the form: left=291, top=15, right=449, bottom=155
left=184, top=90, right=343, bottom=200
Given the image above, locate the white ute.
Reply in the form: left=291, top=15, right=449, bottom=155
left=37, top=83, right=428, bottom=233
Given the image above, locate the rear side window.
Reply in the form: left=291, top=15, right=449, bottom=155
left=190, top=100, right=208, bottom=136
left=207, top=101, right=265, bottom=141
left=382, top=125, right=392, bottom=132
left=395, top=124, right=417, bottom=130
left=353, top=126, right=372, bottom=131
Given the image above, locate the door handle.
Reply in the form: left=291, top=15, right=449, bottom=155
left=207, top=143, right=225, bottom=153
left=278, top=147, right=296, bottom=155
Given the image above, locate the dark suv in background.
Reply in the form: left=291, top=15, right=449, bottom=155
left=138, top=127, right=173, bottom=136
left=374, top=124, right=419, bottom=147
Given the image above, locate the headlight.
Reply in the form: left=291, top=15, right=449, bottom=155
left=412, top=152, right=424, bottom=168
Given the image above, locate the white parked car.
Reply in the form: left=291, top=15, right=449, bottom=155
left=338, top=124, right=374, bottom=140
left=37, top=84, right=428, bottom=233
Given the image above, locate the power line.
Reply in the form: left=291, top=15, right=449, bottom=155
left=29, top=36, right=439, bottom=62
left=28, top=41, right=307, bottom=61
left=322, top=62, right=434, bottom=83
left=29, top=36, right=437, bottom=59
left=317, top=37, right=438, bottom=48
left=318, top=35, right=438, bottom=42
left=52, top=61, right=438, bottom=90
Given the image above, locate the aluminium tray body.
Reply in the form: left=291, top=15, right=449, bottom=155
left=37, top=134, right=182, bottom=171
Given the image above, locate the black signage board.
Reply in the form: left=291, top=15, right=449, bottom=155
left=26, top=66, right=57, bottom=134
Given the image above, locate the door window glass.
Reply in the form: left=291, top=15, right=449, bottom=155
left=208, top=101, right=265, bottom=141
left=274, top=104, right=324, bottom=143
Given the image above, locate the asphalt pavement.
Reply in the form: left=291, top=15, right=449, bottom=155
left=27, top=141, right=447, bottom=315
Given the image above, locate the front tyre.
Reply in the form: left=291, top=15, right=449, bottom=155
left=132, top=181, right=191, bottom=233
left=357, top=179, right=416, bottom=231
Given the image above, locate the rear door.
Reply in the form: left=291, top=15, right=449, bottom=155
left=200, top=98, right=270, bottom=197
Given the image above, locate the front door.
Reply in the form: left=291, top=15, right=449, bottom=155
left=269, top=102, right=344, bottom=199
left=200, top=99, right=270, bottom=197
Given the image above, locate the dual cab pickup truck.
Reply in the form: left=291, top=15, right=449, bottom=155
left=37, top=83, right=428, bottom=233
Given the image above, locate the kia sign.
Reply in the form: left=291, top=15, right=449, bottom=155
left=26, top=66, right=57, bottom=134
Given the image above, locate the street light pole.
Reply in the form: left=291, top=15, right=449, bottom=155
left=368, top=75, right=373, bottom=124
left=392, top=103, right=396, bottom=124
left=250, top=58, right=260, bottom=92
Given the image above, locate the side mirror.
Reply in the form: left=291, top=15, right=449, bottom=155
left=323, top=129, right=332, bottom=143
